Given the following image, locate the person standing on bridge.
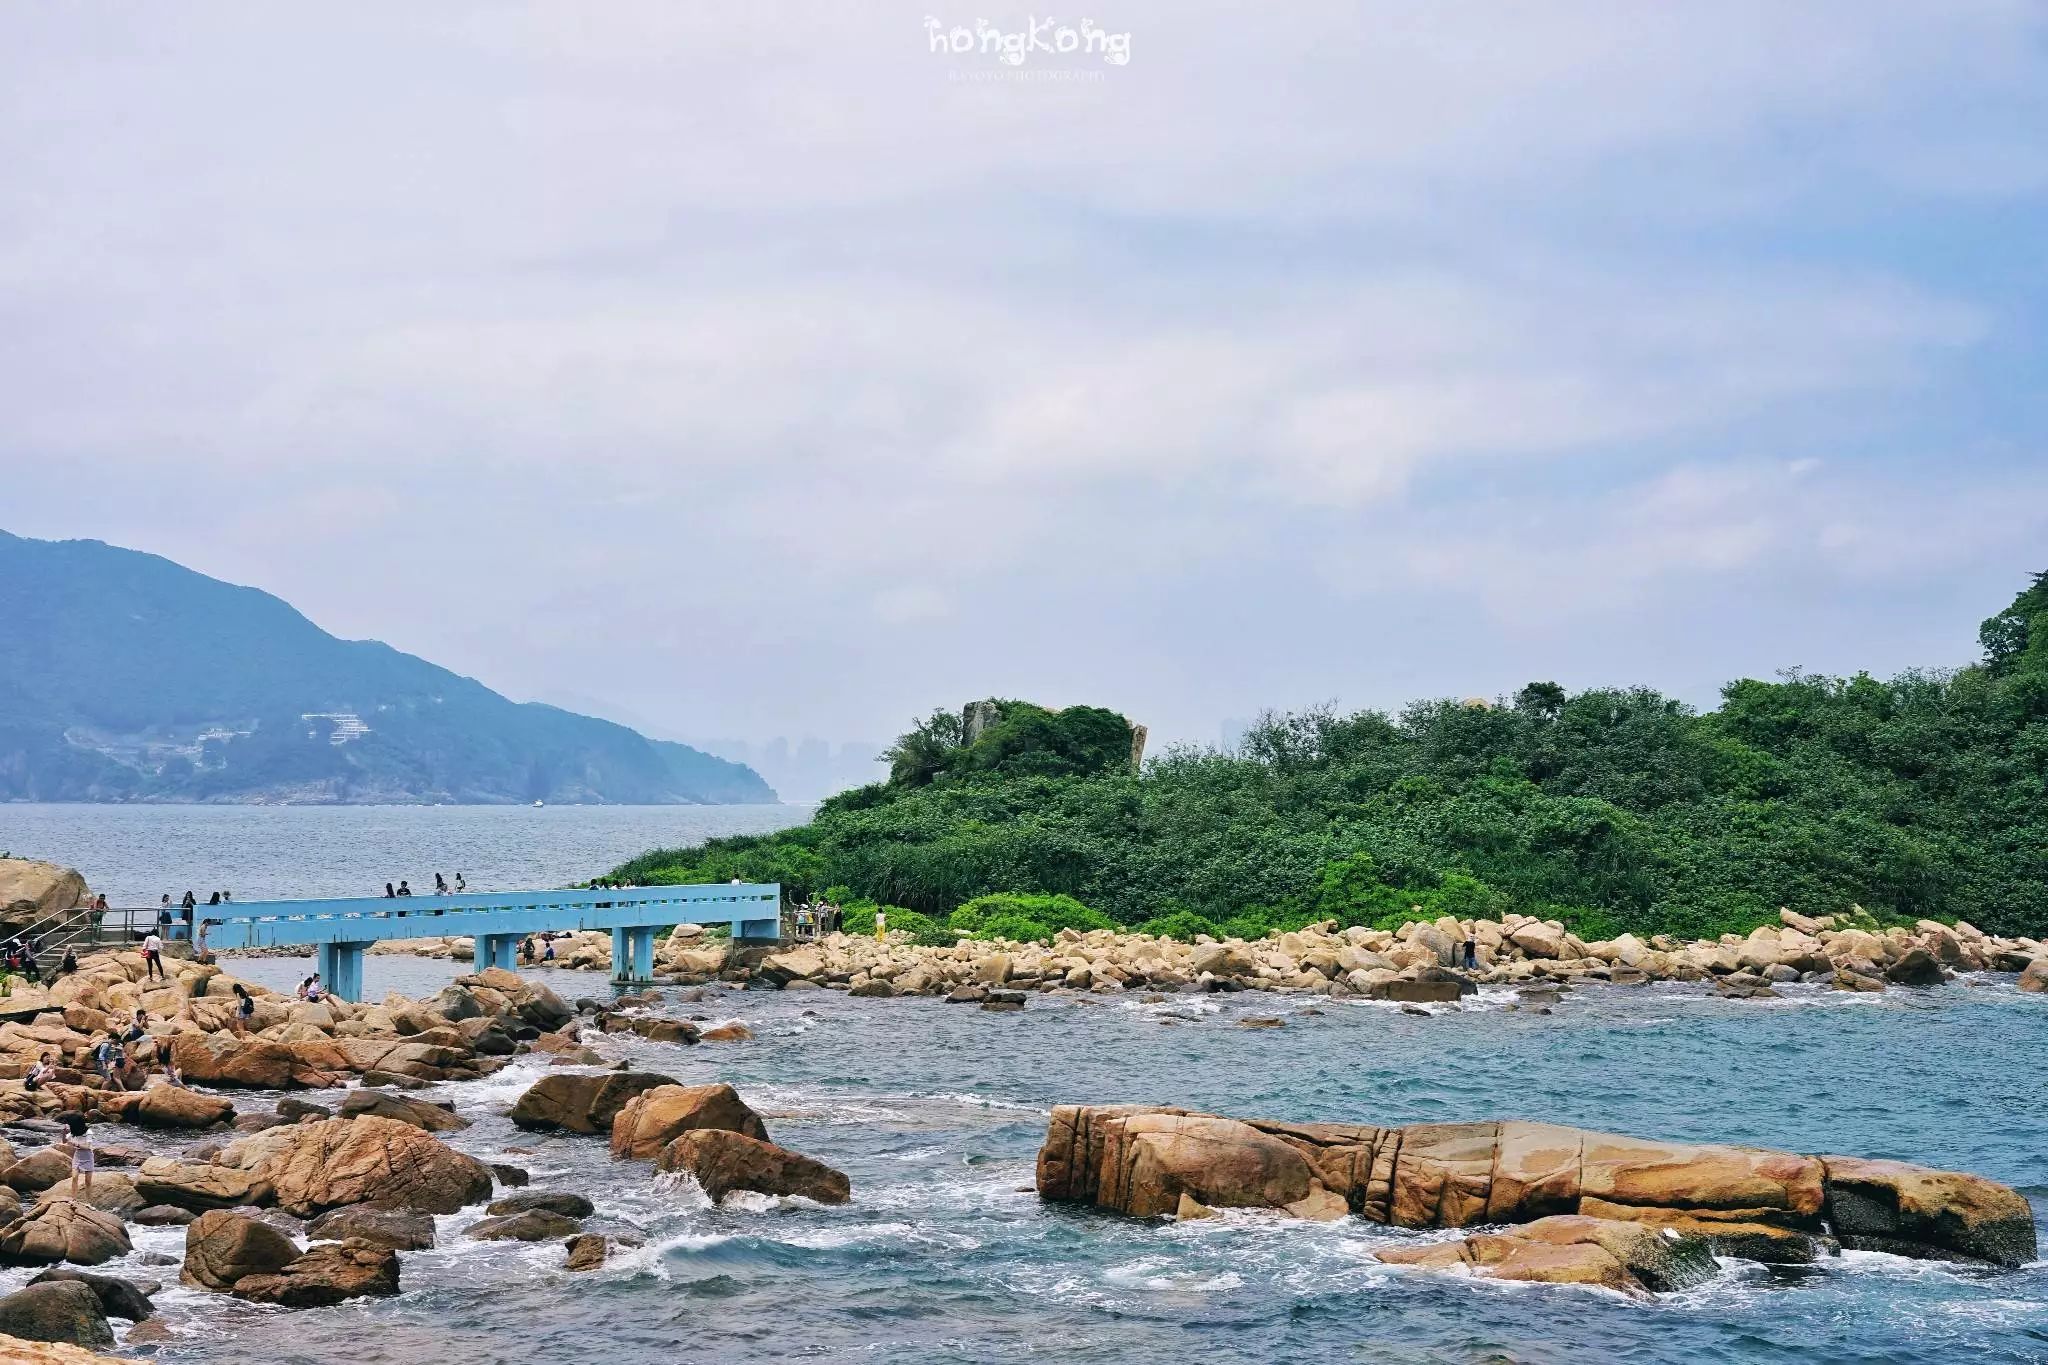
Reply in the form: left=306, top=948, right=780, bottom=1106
left=396, top=880, right=413, bottom=897
left=454, top=872, right=466, bottom=892
left=385, top=882, right=396, bottom=898
left=435, top=873, right=448, bottom=895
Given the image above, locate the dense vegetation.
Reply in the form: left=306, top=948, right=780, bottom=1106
left=612, top=577, right=2048, bottom=940
left=0, top=530, right=773, bottom=804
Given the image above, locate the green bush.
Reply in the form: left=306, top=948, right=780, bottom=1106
left=1134, top=909, right=1223, bottom=940
left=834, top=898, right=940, bottom=940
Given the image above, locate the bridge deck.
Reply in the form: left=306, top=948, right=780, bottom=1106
left=169, top=883, right=780, bottom=1000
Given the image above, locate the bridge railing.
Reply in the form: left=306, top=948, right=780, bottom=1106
left=189, top=884, right=781, bottom=951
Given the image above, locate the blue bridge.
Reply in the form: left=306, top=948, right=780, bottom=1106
left=183, top=884, right=781, bottom=1000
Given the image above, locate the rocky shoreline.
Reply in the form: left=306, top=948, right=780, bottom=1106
left=0, top=946, right=845, bottom=1357
left=369, top=908, right=2048, bottom=1002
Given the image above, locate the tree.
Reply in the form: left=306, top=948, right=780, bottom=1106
left=882, top=708, right=963, bottom=788
left=1980, top=571, right=2048, bottom=675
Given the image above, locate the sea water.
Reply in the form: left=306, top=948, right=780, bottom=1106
left=11, top=963, right=2043, bottom=1364
left=0, top=802, right=813, bottom=904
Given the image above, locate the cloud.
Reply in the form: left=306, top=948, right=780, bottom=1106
left=1, top=2, right=2044, bottom=745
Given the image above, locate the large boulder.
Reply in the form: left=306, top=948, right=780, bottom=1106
left=1820, top=1156, right=2037, bottom=1268
left=97, top=1085, right=235, bottom=1131
left=453, top=968, right=574, bottom=1030
left=1377, top=1215, right=1717, bottom=1296
left=2018, top=957, right=2048, bottom=994
left=509, top=1072, right=678, bottom=1135
left=1884, top=947, right=1945, bottom=987
left=0, top=859, right=87, bottom=923
left=180, top=1210, right=298, bottom=1291
left=133, top=1157, right=273, bottom=1212
left=222, top=1115, right=493, bottom=1217
left=169, top=1034, right=351, bottom=1089
left=32, top=1176, right=143, bottom=1221
left=1508, top=923, right=1568, bottom=960
left=337, top=1089, right=469, bottom=1133
left=757, top=946, right=825, bottom=987
left=230, top=1240, right=399, bottom=1307
left=610, top=1083, right=769, bottom=1159
left=0, top=1199, right=132, bottom=1267
left=1032, top=1106, right=2034, bottom=1268
left=0, top=1281, right=113, bottom=1349
left=3, top=1148, right=75, bottom=1194
left=655, top=1129, right=850, bottom=1204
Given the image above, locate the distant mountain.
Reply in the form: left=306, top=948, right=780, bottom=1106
left=0, top=531, right=777, bottom=805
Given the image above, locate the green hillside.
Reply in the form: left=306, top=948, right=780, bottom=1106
left=0, top=530, right=775, bottom=805
left=613, top=577, right=2048, bottom=939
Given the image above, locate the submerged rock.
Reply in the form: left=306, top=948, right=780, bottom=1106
left=564, top=1232, right=610, bottom=1270
left=306, top=1206, right=436, bottom=1251
left=467, top=1209, right=584, bottom=1242
left=509, top=1072, right=679, bottom=1135
left=230, top=1240, right=400, bottom=1306
left=337, top=1089, right=470, bottom=1133
left=25, top=1269, right=155, bottom=1322
left=656, top=1129, right=850, bottom=1204
left=485, top=1191, right=594, bottom=1218
left=1377, top=1214, right=1717, bottom=1296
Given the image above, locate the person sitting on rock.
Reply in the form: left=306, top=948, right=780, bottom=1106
left=121, top=1008, right=151, bottom=1064
left=542, top=935, right=557, bottom=962
left=57, top=948, right=77, bottom=977
left=297, top=973, right=326, bottom=1002
left=57, top=1113, right=95, bottom=1197
left=22, top=1051, right=54, bottom=1093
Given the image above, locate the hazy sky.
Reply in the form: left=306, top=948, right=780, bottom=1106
left=5, top=3, right=2045, bottom=750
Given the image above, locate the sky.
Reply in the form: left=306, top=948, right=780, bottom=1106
left=4, top=2, right=2046, bottom=757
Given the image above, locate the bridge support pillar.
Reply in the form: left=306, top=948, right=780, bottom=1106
left=316, top=941, right=368, bottom=1003
left=480, top=933, right=520, bottom=972
left=612, top=926, right=655, bottom=985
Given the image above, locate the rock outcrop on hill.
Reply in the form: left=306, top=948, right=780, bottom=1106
left=0, top=860, right=87, bottom=933
left=1035, top=1106, right=2037, bottom=1273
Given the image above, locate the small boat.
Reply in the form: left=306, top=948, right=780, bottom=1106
left=533, top=799, right=545, bottom=807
